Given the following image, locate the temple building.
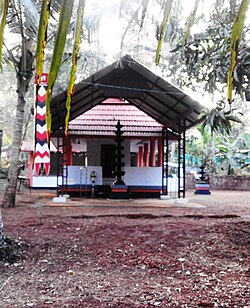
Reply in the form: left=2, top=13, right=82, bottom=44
left=25, top=55, right=205, bottom=198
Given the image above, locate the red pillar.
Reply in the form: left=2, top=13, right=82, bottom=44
left=63, top=137, right=72, bottom=165
left=149, top=140, right=156, bottom=167
left=158, top=139, right=163, bottom=167
left=143, top=143, right=149, bottom=167
left=67, top=142, right=72, bottom=166
left=137, top=146, right=143, bottom=167
left=28, top=152, right=34, bottom=185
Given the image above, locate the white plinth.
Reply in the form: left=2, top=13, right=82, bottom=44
left=160, top=194, right=171, bottom=200
left=53, top=196, right=67, bottom=203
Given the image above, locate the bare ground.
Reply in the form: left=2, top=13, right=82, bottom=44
left=0, top=185, right=250, bottom=307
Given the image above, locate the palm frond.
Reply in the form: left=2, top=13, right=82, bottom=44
left=227, top=0, right=249, bottom=104
left=65, top=0, right=85, bottom=135
left=83, top=0, right=134, bottom=36
left=45, top=0, right=74, bottom=137
left=6, top=0, right=39, bottom=39
left=155, top=0, right=174, bottom=65
left=120, top=3, right=141, bottom=52
left=20, top=0, right=39, bottom=31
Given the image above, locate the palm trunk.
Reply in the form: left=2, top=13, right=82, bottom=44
left=0, top=207, right=4, bottom=246
left=2, top=81, right=27, bottom=207
left=2, top=46, right=33, bottom=208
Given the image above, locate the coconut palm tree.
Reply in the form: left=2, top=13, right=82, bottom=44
left=1, top=0, right=38, bottom=209
left=0, top=0, right=142, bottom=245
left=1, top=0, right=76, bottom=210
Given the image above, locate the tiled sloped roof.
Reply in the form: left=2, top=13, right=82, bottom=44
left=69, top=99, right=163, bottom=137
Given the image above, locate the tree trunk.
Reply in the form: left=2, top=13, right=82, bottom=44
left=2, top=46, right=33, bottom=208
left=2, top=81, right=27, bottom=207
left=0, top=207, right=4, bottom=246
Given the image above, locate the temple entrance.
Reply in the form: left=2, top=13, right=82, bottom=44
left=101, top=144, right=116, bottom=178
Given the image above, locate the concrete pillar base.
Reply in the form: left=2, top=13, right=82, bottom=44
left=53, top=196, right=67, bottom=203
left=160, top=194, right=171, bottom=200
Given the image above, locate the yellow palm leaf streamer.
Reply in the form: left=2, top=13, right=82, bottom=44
left=183, top=0, right=200, bottom=46
left=155, top=0, right=174, bottom=65
left=46, top=0, right=74, bottom=138
left=36, top=0, right=51, bottom=84
left=227, top=0, right=249, bottom=104
left=65, top=0, right=86, bottom=135
left=0, top=0, right=9, bottom=71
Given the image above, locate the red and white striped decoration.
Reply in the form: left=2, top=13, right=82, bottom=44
left=34, top=73, right=50, bottom=175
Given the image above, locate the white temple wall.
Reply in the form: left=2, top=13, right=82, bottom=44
left=87, top=138, right=130, bottom=166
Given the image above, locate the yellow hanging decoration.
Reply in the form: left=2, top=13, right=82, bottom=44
left=65, top=0, right=85, bottom=136
left=0, top=0, right=9, bottom=71
left=45, top=0, right=74, bottom=138
left=183, top=0, right=200, bottom=46
left=36, top=0, right=51, bottom=84
left=227, top=0, right=249, bottom=104
left=155, top=0, right=174, bottom=65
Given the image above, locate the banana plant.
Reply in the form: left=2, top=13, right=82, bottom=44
left=215, top=132, right=250, bottom=175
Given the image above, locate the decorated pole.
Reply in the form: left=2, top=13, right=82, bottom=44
left=34, top=73, right=50, bottom=176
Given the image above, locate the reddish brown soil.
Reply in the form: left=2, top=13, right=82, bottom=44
left=0, top=189, right=250, bottom=307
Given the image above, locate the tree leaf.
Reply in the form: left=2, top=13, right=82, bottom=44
left=226, top=114, right=242, bottom=123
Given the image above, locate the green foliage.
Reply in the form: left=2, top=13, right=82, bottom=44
left=165, top=0, right=250, bottom=99
left=215, top=131, right=250, bottom=175
left=186, top=126, right=250, bottom=175
left=234, top=47, right=250, bottom=94
left=175, top=6, right=232, bottom=93
left=200, top=101, right=242, bottom=135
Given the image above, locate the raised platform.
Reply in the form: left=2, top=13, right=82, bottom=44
left=58, top=185, right=163, bottom=198
left=109, top=185, right=130, bottom=200
left=194, top=182, right=211, bottom=195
